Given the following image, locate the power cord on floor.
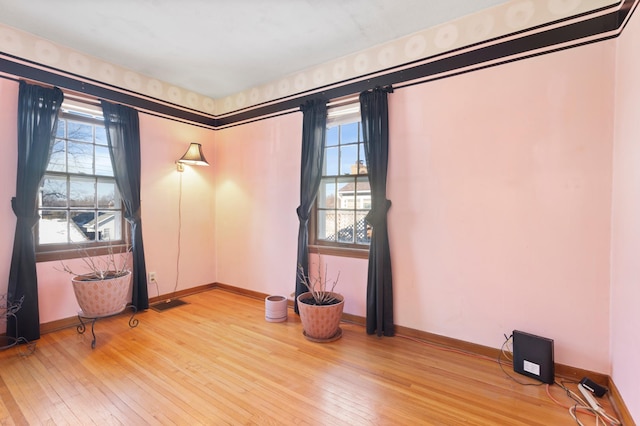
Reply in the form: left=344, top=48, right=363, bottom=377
left=499, top=335, right=620, bottom=425
left=398, top=332, right=620, bottom=425
left=548, top=380, right=621, bottom=426
left=171, top=169, right=183, bottom=303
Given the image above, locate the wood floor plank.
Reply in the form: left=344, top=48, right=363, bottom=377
left=0, top=374, right=22, bottom=426
left=0, top=289, right=622, bottom=425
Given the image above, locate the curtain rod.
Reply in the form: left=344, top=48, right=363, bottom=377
left=327, top=95, right=359, bottom=108
left=64, top=91, right=101, bottom=107
left=1, top=73, right=104, bottom=107
left=0, top=72, right=217, bottom=130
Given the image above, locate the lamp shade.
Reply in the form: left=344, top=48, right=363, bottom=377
left=177, top=143, right=209, bottom=166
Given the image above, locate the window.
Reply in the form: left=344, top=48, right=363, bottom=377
left=313, top=105, right=370, bottom=253
left=36, top=103, right=126, bottom=259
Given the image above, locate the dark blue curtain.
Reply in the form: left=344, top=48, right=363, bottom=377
left=295, top=99, right=327, bottom=313
left=360, top=86, right=394, bottom=336
left=7, top=81, right=63, bottom=341
left=101, top=101, right=149, bottom=311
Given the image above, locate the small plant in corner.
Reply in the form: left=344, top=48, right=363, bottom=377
left=297, top=262, right=340, bottom=306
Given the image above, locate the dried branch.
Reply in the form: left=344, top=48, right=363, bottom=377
left=297, top=259, right=340, bottom=305
left=0, top=294, right=24, bottom=317
left=56, top=242, right=131, bottom=280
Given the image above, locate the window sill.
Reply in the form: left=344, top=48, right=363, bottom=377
left=309, top=244, right=369, bottom=259
left=36, top=244, right=130, bottom=263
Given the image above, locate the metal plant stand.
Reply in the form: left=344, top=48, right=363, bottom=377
left=1, top=294, right=36, bottom=355
left=77, top=304, right=139, bottom=349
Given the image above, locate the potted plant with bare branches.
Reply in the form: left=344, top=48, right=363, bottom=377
left=296, top=261, right=344, bottom=342
left=60, top=245, right=132, bottom=318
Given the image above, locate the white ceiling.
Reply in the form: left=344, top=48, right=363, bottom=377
left=0, top=0, right=509, bottom=100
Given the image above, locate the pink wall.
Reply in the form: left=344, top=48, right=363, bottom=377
left=0, top=79, right=216, bottom=323
left=611, top=7, right=640, bottom=421
left=0, top=79, right=18, bottom=330
left=139, top=114, right=216, bottom=298
left=214, top=110, right=370, bottom=312
left=214, top=41, right=617, bottom=375
left=214, top=115, right=302, bottom=299
left=387, top=41, right=615, bottom=373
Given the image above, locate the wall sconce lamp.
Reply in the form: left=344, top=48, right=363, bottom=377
left=176, top=142, right=209, bottom=171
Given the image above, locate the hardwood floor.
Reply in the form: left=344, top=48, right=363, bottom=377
left=0, top=289, right=621, bottom=425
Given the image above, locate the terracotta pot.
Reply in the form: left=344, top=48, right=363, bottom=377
left=71, top=270, right=132, bottom=317
left=297, top=291, right=344, bottom=341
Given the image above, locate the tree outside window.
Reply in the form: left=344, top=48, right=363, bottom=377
left=37, top=106, right=126, bottom=259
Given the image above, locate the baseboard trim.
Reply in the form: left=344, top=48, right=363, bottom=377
left=608, top=376, right=636, bottom=426
left=40, top=283, right=218, bottom=334
left=211, top=282, right=270, bottom=301
left=393, top=324, right=609, bottom=383
left=211, top=283, right=610, bottom=381
left=148, top=283, right=217, bottom=304
left=40, top=316, right=81, bottom=335
left=394, top=325, right=632, bottom=424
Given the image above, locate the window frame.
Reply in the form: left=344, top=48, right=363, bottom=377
left=309, top=104, right=370, bottom=259
left=35, top=104, right=129, bottom=262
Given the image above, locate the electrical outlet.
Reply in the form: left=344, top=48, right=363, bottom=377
left=148, top=272, right=156, bottom=282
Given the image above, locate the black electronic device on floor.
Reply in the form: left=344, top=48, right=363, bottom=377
left=512, top=330, right=555, bottom=384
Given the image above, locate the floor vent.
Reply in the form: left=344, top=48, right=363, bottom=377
left=151, top=299, right=188, bottom=312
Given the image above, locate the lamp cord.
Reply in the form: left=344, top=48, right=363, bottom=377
left=171, top=171, right=183, bottom=300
